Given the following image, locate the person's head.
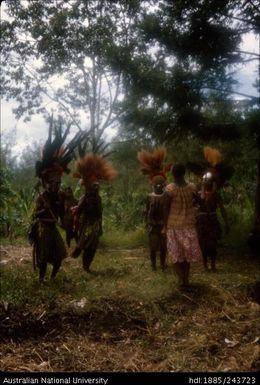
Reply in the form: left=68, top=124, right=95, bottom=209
left=46, top=175, right=61, bottom=193
left=152, top=175, right=166, bottom=194
left=85, top=180, right=100, bottom=195
left=42, top=165, right=63, bottom=193
left=202, top=172, right=216, bottom=192
left=171, top=163, right=186, bottom=181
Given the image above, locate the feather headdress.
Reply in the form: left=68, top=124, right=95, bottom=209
left=203, top=146, right=233, bottom=188
left=73, top=153, right=117, bottom=186
left=186, top=146, right=233, bottom=189
left=203, top=146, right=222, bottom=167
left=35, top=120, right=85, bottom=184
left=137, top=147, right=172, bottom=182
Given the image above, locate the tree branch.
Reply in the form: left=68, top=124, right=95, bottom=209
left=21, top=63, right=83, bottom=132
left=100, top=73, right=121, bottom=136
left=236, top=50, right=260, bottom=57
left=202, top=86, right=258, bottom=100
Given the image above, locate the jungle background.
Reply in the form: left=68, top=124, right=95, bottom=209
left=0, top=0, right=260, bottom=372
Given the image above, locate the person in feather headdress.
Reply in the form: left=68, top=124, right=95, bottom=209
left=196, top=146, right=230, bottom=272
left=71, top=154, right=117, bottom=272
left=29, top=121, right=84, bottom=282
left=137, top=147, right=171, bottom=271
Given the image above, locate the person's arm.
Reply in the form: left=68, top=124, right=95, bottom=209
left=189, top=182, right=202, bottom=207
left=75, top=195, right=86, bottom=216
left=192, top=190, right=203, bottom=207
left=34, top=194, right=48, bottom=218
left=70, top=195, right=85, bottom=232
left=162, top=191, right=172, bottom=233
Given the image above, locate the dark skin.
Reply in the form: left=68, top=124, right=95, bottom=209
left=201, top=180, right=229, bottom=232
left=61, top=187, right=78, bottom=247
left=34, top=178, right=65, bottom=283
left=71, top=182, right=102, bottom=272
left=198, top=178, right=229, bottom=272
left=145, top=181, right=167, bottom=271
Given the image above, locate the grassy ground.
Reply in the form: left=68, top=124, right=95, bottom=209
left=0, top=238, right=259, bottom=372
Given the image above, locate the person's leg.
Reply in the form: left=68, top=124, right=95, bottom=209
left=150, top=249, right=157, bottom=271
left=82, top=244, right=97, bottom=272
left=210, top=251, right=217, bottom=272
left=183, top=261, right=190, bottom=286
left=159, top=234, right=167, bottom=271
left=207, top=241, right=217, bottom=271
left=66, top=231, right=71, bottom=248
left=203, top=253, right=209, bottom=271
left=174, top=262, right=185, bottom=286
left=82, top=248, right=90, bottom=271
left=39, top=262, right=47, bottom=283
left=149, top=231, right=157, bottom=270
left=51, top=259, right=62, bottom=279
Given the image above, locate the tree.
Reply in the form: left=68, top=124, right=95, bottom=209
left=107, top=0, right=260, bottom=251
left=1, top=0, right=141, bottom=151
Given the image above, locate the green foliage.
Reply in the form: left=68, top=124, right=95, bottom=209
left=110, top=0, right=259, bottom=141
left=0, top=185, right=35, bottom=238
left=1, top=0, right=134, bottom=151
left=0, top=167, right=15, bottom=236
left=221, top=204, right=254, bottom=255
left=1, top=0, right=259, bottom=243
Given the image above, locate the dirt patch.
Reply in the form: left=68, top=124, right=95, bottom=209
left=0, top=299, right=149, bottom=343
left=0, top=245, right=32, bottom=265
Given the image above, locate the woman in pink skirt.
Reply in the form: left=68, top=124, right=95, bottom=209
left=165, top=164, right=202, bottom=288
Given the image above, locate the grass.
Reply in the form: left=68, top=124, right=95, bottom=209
left=99, top=225, right=147, bottom=249
left=0, top=240, right=260, bottom=372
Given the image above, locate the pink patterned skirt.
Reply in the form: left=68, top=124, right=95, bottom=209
left=167, top=227, right=202, bottom=264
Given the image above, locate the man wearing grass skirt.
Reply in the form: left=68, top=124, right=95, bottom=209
left=71, top=154, right=117, bottom=272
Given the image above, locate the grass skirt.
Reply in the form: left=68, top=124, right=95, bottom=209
left=34, top=222, right=67, bottom=267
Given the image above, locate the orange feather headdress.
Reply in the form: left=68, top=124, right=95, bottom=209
left=203, top=146, right=222, bottom=167
left=203, top=146, right=233, bottom=188
left=73, top=153, right=117, bottom=186
left=187, top=146, right=233, bottom=189
left=137, top=147, right=172, bottom=183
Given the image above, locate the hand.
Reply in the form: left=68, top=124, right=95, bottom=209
left=161, top=227, right=166, bottom=234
